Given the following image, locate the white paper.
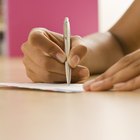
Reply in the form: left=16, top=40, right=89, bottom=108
left=0, top=83, right=84, bottom=93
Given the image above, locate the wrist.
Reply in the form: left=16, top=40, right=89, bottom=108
left=80, top=32, right=124, bottom=74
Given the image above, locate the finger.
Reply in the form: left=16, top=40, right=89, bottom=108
left=28, top=28, right=66, bottom=63
left=22, top=44, right=66, bottom=74
left=71, top=65, right=90, bottom=83
left=113, top=75, right=140, bottom=91
left=26, top=67, right=66, bottom=83
left=23, top=56, right=66, bottom=83
left=68, top=36, right=87, bottom=68
left=83, top=79, right=96, bottom=91
left=94, top=50, right=140, bottom=82
left=22, top=35, right=89, bottom=83
left=93, top=57, right=132, bottom=83
left=84, top=66, right=140, bottom=91
left=23, top=55, right=89, bottom=83
left=21, top=41, right=44, bottom=60
left=25, top=67, right=45, bottom=83
left=89, top=58, right=140, bottom=91
left=84, top=79, right=109, bottom=91
left=23, top=54, right=65, bottom=75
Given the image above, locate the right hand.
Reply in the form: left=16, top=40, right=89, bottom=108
left=21, top=28, right=89, bottom=83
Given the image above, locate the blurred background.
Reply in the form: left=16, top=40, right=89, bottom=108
left=0, top=0, right=133, bottom=57
left=0, top=0, right=4, bottom=55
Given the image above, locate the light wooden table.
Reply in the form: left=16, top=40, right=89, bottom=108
left=0, top=57, right=140, bottom=140
left=0, top=22, right=5, bottom=32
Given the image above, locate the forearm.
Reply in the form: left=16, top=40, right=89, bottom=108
left=81, top=0, right=140, bottom=74
left=81, top=32, right=124, bottom=74
left=110, top=0, right=140, bottom=54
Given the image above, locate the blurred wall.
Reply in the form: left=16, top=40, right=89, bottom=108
left=6, top=0, right=98, bottom=57
left=98, top=0, right=133, bottom=32
left=0, top=0, right=4, bottom=55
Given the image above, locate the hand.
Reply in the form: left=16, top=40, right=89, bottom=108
left=21, top=28, right=89, bottom=83
left=84, top=49, right=140, bottom=91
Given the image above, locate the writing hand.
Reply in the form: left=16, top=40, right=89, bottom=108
left=22, top=28, right=89, bottom=83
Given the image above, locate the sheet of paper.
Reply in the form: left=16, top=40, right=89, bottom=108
left=0, top=83, right=84, bottom=93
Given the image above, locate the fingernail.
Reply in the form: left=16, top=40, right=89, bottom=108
left=112, top=83, right=125, bottom=90
left=56, top=53, right=66, bottom=63
left=83, top=84, right=91, bottom=91
left=90, top=81, right=104, bottom=89
left=84, top=80, right=103, bottom=91
left=69, top=55, right=80, bottom=68
left=83, top=80, right=95, bottom=91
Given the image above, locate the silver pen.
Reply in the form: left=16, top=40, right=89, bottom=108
left=64, top=17, right=71, bottom=85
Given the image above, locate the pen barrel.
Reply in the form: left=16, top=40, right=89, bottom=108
left=64, top=17, right=71, bottom=85
left=64, top=18, right=70, bottom=56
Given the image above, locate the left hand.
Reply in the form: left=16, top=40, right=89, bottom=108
left=84, top=49, right=140, bottom=91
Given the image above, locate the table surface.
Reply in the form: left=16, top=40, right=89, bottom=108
left=0, top=22, right=5, bottom=32
left=0, top=57, right=140, bottom=140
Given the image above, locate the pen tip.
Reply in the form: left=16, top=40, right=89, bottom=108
left=65, top=17, right=69, bottom=22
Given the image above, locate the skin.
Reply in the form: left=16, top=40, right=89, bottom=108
left=22, top=29, right=90, bottom=83
left=84, top=0, right=140, bottom=91
left=22, top=0, right=140, bottom=91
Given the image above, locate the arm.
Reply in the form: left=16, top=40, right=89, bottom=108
left=80, top=32, right=124, bottom=74
left=83, top=0, right=140, bottom=91
left=110, top=0, right=140, bottom=54
left=78, top=0, right=140, bottom=74
left=22, top=1, right=140, bottom=86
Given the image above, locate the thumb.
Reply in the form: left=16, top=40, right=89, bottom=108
left=68, top=36, right=87, bottom=68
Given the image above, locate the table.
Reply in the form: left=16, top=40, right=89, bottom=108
left=0, top=57, right=140, bottom=140
left=0, top=22, right=5, bottom=32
